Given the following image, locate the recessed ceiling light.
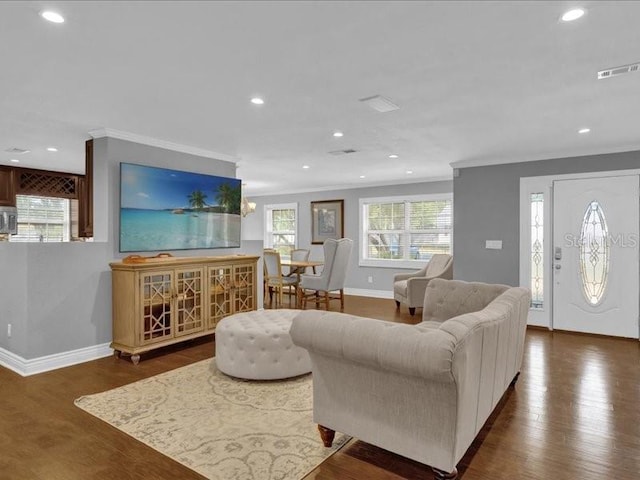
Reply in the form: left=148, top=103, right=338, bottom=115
left=406, top=170, right=413, bottom=175
left=47, top=147, right=58, bottom=152
left=41, top=11, right=65, bottom=23
left=302, top=165, right=310, bottom=169
left=561, top=8, right=585, bottom=22
left=389, top=154, right=399, bottom=159
left=333, top=131, right=344, bottom=138
left=578, top=128, right=591, bottom=134
left=359, top=175, right=366, bottom=179
left=10, top=159, right=20, bottom=163
left=250, top=97, right=264, bottom=105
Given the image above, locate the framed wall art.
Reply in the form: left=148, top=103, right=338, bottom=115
left=311, top=199, right=344, bottom=244
left=119, top=163, right=241, bottom=252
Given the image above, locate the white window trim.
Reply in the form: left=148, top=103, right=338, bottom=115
left=359, top=193, right=453, bottom=269
left=263, top=202, right=298, bottom=255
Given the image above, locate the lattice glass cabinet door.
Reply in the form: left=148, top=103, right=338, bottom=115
left=234, top=263, right=255, bottom=313
left=174, top=268, right=204, bottom=336
left=140, top=271, right=173, bottom=345
left=208, top=265, right=233, bottom=329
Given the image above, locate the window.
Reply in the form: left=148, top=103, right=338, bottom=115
left=360, top=194, right=452, bottom=268
left=530, top=193, right=544, bottom=309
left=9, top=195, right=72, bottom=242
left=579, top=200, right=610, bottom=306
left=264, top=203, right=298, bottom=258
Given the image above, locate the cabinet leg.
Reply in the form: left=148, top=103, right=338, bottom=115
left=131, top=354, right=140, bottom=365
left=113, top=349, right=121, bottom=359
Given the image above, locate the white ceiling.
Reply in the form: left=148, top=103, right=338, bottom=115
left=1, top=1, right=639, bottom=196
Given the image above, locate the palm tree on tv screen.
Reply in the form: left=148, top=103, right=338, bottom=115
left=187, top=190, right=208, bottom=210
left=215, top=183, right=241, bottom=214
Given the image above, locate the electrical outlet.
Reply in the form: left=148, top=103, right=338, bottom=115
left=7, top=323, right=11, bottom=338
left=367, top=276, right=373, bottom=284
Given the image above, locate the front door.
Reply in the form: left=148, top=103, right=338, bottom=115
left=553, top=175, right=639, bottom=338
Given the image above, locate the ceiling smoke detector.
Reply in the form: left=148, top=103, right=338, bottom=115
left=4, top=147, right=31, bottom=154
left=329, top=149, right=357, bottom=156
left=598, top=62, right=639, bottom=79
left=359, top=95, right=400, bottom=113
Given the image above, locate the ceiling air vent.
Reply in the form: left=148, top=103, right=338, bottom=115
left=4, top=147, right=30, bottom=154
left=359, top=95, right=400, bottom=112
left=598, top=62, right=640, bottom=80
left=329, top=149, right=358, bottom=156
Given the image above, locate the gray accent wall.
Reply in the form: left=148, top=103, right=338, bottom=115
left=0, top=137, right=264, bottom=360
left=243, top=180, right=453, bottom=293
left=453, top=149, right=640, bottom=286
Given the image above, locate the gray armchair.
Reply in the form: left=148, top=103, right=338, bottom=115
left=393, top=254, right=453, bottom=315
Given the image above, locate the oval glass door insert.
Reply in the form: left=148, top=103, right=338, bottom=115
left=579, top=201, right=609, bottom=306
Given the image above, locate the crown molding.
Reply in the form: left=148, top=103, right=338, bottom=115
left=246, top=175, right=454, bottom=197
left=449, top=145, right=640, bottom=170
left=88, top=128, right=239, bottom=163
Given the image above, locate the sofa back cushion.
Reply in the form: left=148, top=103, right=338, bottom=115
left=422, top=278, right=510, bottom=323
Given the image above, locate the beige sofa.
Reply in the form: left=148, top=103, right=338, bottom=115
left=290, top=278, right=530, bottom=479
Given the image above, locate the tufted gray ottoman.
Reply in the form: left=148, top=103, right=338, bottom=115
left=215, top=309, right=311, bottom=380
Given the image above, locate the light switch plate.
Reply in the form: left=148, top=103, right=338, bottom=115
left=485, top=240, right=503, bottom=250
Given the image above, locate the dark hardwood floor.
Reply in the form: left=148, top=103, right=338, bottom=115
left=2, top=296, right=639, bottom=480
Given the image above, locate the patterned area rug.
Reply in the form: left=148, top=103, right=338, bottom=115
left=75, top=359, right=348, bottom=479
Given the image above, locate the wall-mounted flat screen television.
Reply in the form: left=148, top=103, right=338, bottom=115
left=119, top=163, right=242, bottom=252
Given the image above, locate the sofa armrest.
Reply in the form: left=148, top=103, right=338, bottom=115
left=290, top=310, right=456, bottom=382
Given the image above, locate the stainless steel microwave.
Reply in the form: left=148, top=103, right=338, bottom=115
left=0, top=206, right=17, bottom=234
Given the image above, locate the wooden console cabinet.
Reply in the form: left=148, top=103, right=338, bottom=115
left=110, top=255, right=258, bottom=364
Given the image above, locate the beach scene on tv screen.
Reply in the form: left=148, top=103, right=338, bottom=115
left=120, top=163, right=241, bottom=252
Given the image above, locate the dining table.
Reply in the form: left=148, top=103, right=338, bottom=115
left=279, top=259, right=324, bottom=308
left=280, top=259, right=324, bottom=275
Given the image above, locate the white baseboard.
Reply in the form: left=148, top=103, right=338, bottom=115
left=344, top=288, right=394, bottom=299
left=0, top=343, right=112, bottom=377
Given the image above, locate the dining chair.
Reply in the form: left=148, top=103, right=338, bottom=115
left=262, top=247, right=276, bottom=303
left=263, top=249, right=299, bottom=308
left=287, top=248, right=310, bottom=277
left=298, top=238, right=353, bottom=311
